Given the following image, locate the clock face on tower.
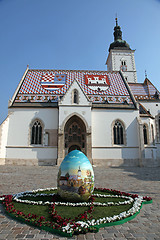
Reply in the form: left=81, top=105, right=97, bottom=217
left=120, top=65, right=127, bottom=72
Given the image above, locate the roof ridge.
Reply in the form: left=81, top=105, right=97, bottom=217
left=9, top=66, right=29, bottom=107
left=144, top=78, right=160, bottom=95
left=28, top=69, right=120, bottom=74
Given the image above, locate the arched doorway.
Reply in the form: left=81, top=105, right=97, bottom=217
left=64, top=115, right=86, bottom=155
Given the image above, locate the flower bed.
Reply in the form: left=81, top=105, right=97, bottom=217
left=0, top=188, right=152, bottom=237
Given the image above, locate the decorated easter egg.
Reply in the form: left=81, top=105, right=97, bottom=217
left=57, top=150, right=94, bottom=202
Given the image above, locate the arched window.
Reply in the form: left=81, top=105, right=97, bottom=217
left=73, top=89, right=78, bottom=104
left=31, top=120, right=42, bottom=145
left=113, top=120, right=124, bottom=144
left=121, top=60, right=126, bottom=66
left=143, top=124, right=148, bottom=145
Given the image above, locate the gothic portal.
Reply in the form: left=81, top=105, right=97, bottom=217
left=64, top=115, right=86, bottom=155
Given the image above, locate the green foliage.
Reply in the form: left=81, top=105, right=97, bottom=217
left=92, top=205, right=133, bottom=220
left=13, top=202, right=51, bottom=221
left=55, top=206, right=89, bottom=219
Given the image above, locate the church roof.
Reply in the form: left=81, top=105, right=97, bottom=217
left=129, top=78, right=160, bottom=101
left=11, top=68, right=136, bottom=106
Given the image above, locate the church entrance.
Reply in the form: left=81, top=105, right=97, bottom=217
left=64, top=115, right=86, bottom=155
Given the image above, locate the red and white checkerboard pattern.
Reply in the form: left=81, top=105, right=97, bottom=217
left=16, top=69, right=133, bottom=104
left=129, top=82, right=159, bottom=100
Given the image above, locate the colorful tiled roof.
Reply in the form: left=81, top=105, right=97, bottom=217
left=129, top=78, right=160, bottom=101
left=13, top=69, right=134, bottom=104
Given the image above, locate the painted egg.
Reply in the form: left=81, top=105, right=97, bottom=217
left=57, top=150, right=94, bottom=202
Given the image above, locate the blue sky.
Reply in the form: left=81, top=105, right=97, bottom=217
left=0, top=0, right=160, bottom=124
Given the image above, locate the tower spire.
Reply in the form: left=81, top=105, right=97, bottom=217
left=113, top=16, right=122, bottom=41
left=108, top=17, right=131, bottom=52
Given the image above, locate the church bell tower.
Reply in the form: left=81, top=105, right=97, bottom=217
left=106, top=18, right=137, bottom=83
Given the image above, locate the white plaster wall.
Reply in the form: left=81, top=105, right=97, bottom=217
left=140, top=102, right=160, bottom=117
left=92, top=108, right=139, bottom=159
left=107, top=50, right=137, bottom=83
left=106, top=53, right=113, bottom=71
left=92, top=109, right=139, bottom=146
left=59, top=106, right=91, bottom=129
left=60, top=80, right=90, bottom=106
left=92, top=147, right=139, bottom=160
left=6, top=108, right=58, bottom=161
left=6, top=147, right=57, bottom=160
left=7, top=108, right=58, bottom=146
left=113, top=52, right=136, bottom=71
left=144, top=147, right=156, bottom=159
left=0, top=116, right=9, bottom=162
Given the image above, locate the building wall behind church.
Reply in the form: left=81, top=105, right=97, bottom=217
left=139, top=101, right=160, bottom=117
left=0, top=116, right=9, bottom=164
left=5, top=108, right=58, bottom=165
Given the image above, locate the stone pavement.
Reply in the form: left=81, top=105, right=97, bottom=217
left=0, top=165, right=160, bottom=240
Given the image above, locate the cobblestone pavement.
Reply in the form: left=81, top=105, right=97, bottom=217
left=0, top=165, right=160, bottom=240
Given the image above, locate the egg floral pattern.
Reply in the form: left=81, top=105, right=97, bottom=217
left=57, top=150, right=94, bottom=202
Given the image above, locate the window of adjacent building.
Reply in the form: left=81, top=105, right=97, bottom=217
left=143, top=124, right=148, bottom=145
left=113, top=120, right=124, bottom=144
left=31, top=120, right=42, bottom=144
left=73, top=89, right=78, bottom=104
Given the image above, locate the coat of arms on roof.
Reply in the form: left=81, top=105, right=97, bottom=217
left=41, top=73, right=66, bottom=91
left=85, top=74, right=110, bottom=91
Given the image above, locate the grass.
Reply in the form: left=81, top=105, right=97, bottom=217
left=13, top=202, right=51, bottom=220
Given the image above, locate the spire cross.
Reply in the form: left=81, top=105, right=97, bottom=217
left=145, top=70, right=147, bottom=79
left=115, top=13, right=118, bottom=26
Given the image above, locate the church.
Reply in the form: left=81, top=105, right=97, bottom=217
left=0, top=19, right=160, bottom=167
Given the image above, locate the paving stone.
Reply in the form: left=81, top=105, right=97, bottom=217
left=25, top=234, right=35, bottom=238
left=134, top=238, right=146, bottom=240
left=102, top=232, right=114, bottom=238
left=102, top=238, right=113, bottom=240
left=0, top=165, right=160, bottom=240
left=0, top=234, right=9, bottom=239
left=123, top=233, right=134, bottom=238
left=85, top=232, right=95, bottom=240
left=77, top=235, right=86, bottom=240
left=15, top=234, right=25, bottom=238
left=114, top=232, right=124, bottom=238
